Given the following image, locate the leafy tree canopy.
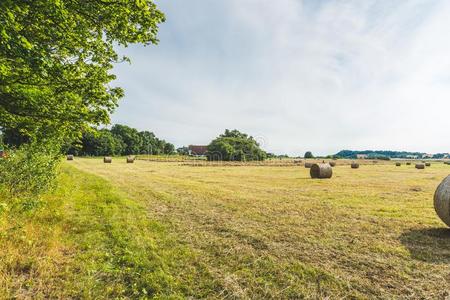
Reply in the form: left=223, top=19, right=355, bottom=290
left=207, top=129, right=266, bottom=161
left=67, top=124, right=175, bottom=156
left=304, top=151, right=314, bottom=159
left=0, top=0, right=164, bottom=143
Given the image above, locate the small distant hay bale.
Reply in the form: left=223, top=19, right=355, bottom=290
left=425, top=162, right=431, bottom=167
left=415, top=163, right=425, bottom=169
left=67, top=155, right=74, bottom=161
left=434, top=176, right=450, bottom=227
left=395, top=162, right=401, bottom=166
left=127, top=156, right=135, bottom=163
left=372, top=160, right=378, bottom=164
left=304, top=162, right=312, bottom=168
left=406, top=162, right=411, bottom=165
left=104, top=157, right=112, bottom=163
left=310, top=163, right=333, bottom=179
left=351, top=163, right=359, bottom=169
left=329, top=162, right=336, bottom=167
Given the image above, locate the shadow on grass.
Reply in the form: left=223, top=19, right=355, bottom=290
left=400, top=227, right=450, bottom=264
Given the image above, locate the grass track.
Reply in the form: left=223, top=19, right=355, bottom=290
left=0, top=165, right=213, bottom=299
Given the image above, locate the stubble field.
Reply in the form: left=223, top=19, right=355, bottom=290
left=1, top=158, right=449, bottom=299
left=70, top=158, right=450, bottom=299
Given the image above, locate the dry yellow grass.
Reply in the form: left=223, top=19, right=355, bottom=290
left=67, top=158, right=450, bottom=299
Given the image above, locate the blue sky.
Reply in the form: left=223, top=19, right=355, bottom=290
left=112, top=0, right=450, bottom=156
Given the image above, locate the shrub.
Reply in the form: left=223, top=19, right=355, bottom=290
left=206, top=129, right=266, bottom=161
left=304, top=151, right=314, bottom=159
left=0, top=142, right=60, bottom=198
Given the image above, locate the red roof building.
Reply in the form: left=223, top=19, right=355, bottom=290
left=188, top=145, right=208, bottom=156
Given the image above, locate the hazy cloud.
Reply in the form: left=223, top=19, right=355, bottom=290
left=112, top=0, right=450, bottom=155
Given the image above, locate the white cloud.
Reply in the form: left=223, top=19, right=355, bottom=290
left=112, top=0, right=450, bottom=155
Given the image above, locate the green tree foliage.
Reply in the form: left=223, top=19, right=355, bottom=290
left=139, top=130, right=174, bottom=155
left=69, top=125, right=174, bottom=156
left=110, top=124, right=141, bottom=155
left=176, top=146, right=190, bottom=156
left=0, top=0, right=164, bottom=143
left=335, top=150, right=424, bottom=159
left=304, top=151, right=314, bottom=159
left=0, top=142, right=60, bottom=198
left=206, top=129, right=266, bottom=161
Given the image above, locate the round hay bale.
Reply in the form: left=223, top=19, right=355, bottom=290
left=329, top=162, right=336, bottom=167
left=127, top=156, right=135, bottom=163
left=415, top=163, right=425, bottom=169
left=395, top=162, right=401, bottom=166
left=104, top=157, right=112, bottom=163
left=425, top=162, right=431, bottom=167
left=406, top=162, right=411, bottom=165
left=67, top=155, right=74, bottom=161
left=304, top=162, right=312, bottom=168
left=310, top=163, right=332, bottom=179
left=351, top=163, right=359, bottom=169
left=434, top=176, right=450, bottom=227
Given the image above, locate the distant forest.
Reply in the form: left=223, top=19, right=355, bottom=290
left=334, top=150, right=448, bottom=159
left=66, top=124, right=175, bottom=156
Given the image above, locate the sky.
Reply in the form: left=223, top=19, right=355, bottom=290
left=111, top=0, right=450, bottom=156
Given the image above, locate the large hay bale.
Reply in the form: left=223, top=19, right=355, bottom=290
left=415, top=163, right=425, bottom=169
left=127, top=156, right=135, bottom=163
left=406, top=162, right=411, bottom=165
left=425, top=162, right=431, bottom=167
left=104, top=157, right=112, bottom=163
left=434, top=175, right=450, bottom=227
left=329, top=161, right=336, bottom=167
left=304, top=162, right=312, bottom=168
left=67, top=155, right=74, bottom=161
left=351, top=163, right=359, bottom=169
left=395, top=162, right=401, bottom=166
left=310, top=163, right=332, bottom=179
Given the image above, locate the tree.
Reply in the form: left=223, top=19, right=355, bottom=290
left=304, top=151, right=314, bottom=159
left=111, top=124, right=141, bottom=155
left=207, top=129, right=266, bottom=161
left=0, top=0, right=164, bottom=144
left=163, top=143, right=175, bottom=155
left=177, top=146, right=190, bottom=156
left=139, top=131, right=157, bottom=154
left=79, top=129, right=125, bottom=156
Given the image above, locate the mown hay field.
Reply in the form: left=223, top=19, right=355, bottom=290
left=68, top=158, right=450, bottom=299
left=1, top=158, right=449, bottom=299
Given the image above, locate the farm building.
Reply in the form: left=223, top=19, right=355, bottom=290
left=356, top=154, right=368, bottom=159
left=188, top=145, right=208, bottom=156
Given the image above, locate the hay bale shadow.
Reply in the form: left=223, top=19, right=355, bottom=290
left=399, top=228, right=450, bottom=264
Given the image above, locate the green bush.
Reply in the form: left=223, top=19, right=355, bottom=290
left=304, top=151, right=314, bottom=159
left=206, top=129, right=266, bottom=161
left=0, top=143, right=61, bottom=198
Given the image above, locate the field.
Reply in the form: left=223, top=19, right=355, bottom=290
left=1, top=158, right=450, bottom=299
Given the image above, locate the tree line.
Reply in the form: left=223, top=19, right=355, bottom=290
left=66, top=124, right=175, bottom=156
